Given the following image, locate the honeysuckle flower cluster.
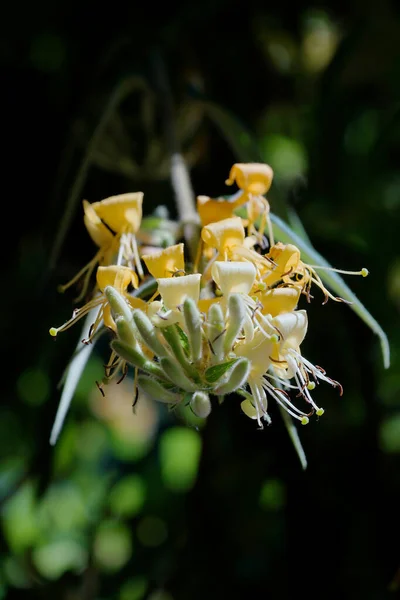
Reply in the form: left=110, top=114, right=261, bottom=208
left=50, top=163, right=369, bottom=428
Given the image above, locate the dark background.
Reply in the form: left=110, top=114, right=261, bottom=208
left=2, top=1, right=400, bottom=598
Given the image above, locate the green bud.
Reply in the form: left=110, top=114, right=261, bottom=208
left=206, top=303, right=225, bottom=361
left=132, top=310, right=168, bottom=357
left=111, top=340, right=165, bottom=380
left=183, top=297, right=202, bottom=362
left=214, top=358, right=250, bottom=395
left=115, top=316, right=138, bottom=348
left=161, top=326, right=200, bottom=382
left=104, top=286, right=133, bottom=323
left=160, top=357, right=197, bottom=392
left=223, top=293, right=245, bottom=353
left=190, top=391, right=211, bottom=418
left=138, top=375, right=181, bottom=404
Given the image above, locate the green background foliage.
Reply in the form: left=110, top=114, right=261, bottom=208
left=2, top=0, right=400, bottom=598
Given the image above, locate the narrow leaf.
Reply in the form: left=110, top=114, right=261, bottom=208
left=270, top=212, right=390, bottom=369
left=278, top=405, right=308, bottom=470
left=50, top=308, right=101, bottom=445
left=205, top=359, right=239, bottom=383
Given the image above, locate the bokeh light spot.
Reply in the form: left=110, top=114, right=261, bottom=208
left=159, top=427, right=202, bottom=492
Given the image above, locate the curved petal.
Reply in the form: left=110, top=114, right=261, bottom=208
left=142, top=243, right=184, bottom=279
left=201, top=216, right=245, bottom=253
left=226, top=163, right=274, bottom=197
left=96, top=265, right=138, bottom=292
left=197, top=195, right=236, bottom=226
left=272, top=310, right=308, bottom=351
left=212, top=260, right=256, bottom=296
left=258, top=287, right=300, bottom=317
left=157, top=273, right=202, bottom=310
left=83, top=200, right=115, bottom=248
left=92, top=192, right=143, bottom=234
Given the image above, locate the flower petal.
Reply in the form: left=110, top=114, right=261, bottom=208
left=96, top=265, right=138, bottom=292
left=157, top=273, right=202, bottom=310
left=197, top=195, right=236, bottom=226
left=83, top=200, right=115, bottom=247
left=272, top=310, right=308, bottom=351
left=201, top=216, right=245, bottom=253
left=142, top=243, right=184, bottom=279
left=226, top=163, right=274, bottom=197
left=91, top=192, right=143, bottom=234
left=212, top=261, right=256, bottom=296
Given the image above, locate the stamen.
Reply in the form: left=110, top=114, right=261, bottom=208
left=96, top=380, right=105, bottom=397
left=117, top=363, right=128, bottom=384
left=308, top=265, right=369, bottom=277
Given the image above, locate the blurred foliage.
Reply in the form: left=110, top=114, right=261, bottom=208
left=2, top=0, right=400, bottom=598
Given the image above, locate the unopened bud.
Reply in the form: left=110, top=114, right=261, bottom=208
left=133, top=310, right=168, bottom=357
left=115, top=316, right=138, bottom=347
left=214, top=358, right=250, bottom=395
left=111, top=340, right=164, bottom=380
left=138, top=375, right=181, bottom=404
left=183, top=297, right=202, bottom=362
left=190, top=391, right=211, bottom=418
left=160, top=357, right=197, bottom=392
left=224, top=294, right=245, bottom=353
left=104, top=285, right=133, bottom=323
left=207, top=303, right=225, bottom=361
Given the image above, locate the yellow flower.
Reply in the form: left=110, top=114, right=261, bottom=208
left=254, top=287, right=301, bottom=317
left=142, top=243, right=185, bottom=279
left=196, top=195, right=237, bottom=226
left=58, top=200, right=118, bottom=302
left=261, top=242, right=367, bottom=304
left=268, top=310, right=343, bottom=415
left=50, top=266, right=143, bottom=343
left=90, top=192, right=143, bottom=234
left=225, top=163, right=275, bottom=243
left=201, top=216, right=272, bottom=279
left=59, top=193, right=145, bottom=302
left=148, top=273, right=202, bottom=327
left=225, top=163, right=274, bottom=200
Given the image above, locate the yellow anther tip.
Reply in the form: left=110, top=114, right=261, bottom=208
left=361, top=268, right=369, bottom=277
left=49, top=327, right=58, bottom=337
left=307, top=382, right=316, bottom=391
left=316, top=408, right=325, bottom=417
left=270, top=334, right=280, bottom=343
left=225, top=178, right=234, bottom=186
left=301, top=416, right=309, bottom=425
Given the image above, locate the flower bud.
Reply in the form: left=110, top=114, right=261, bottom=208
left=190, top=391, right=211, bottom=418
left=160, top=357, right=197, bottom=392
left=104, top=285, right=133, bottom=323
left=132, top=310, right=168, bottom=357
left=137, top=375, right=182, bottom=404
left=206, top=303, right=225, bottom=361
left=111, top=339, right=164, bottom=380
left=214, top=358, right=250, bottom=395
left=224, top=293, right=246, bottom=352
left=183, top=297, right=202, bottom=362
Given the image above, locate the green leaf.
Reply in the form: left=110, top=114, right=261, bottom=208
left=205, top=359, right=239, bottom=383
left=277, top=405, right=308, bottom=471
left=270, top=212, right=390, bottom=369
left=50, top=308, right=101, bottom=446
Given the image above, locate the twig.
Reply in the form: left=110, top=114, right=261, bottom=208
left=151, top=49, right=200, bottom=263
